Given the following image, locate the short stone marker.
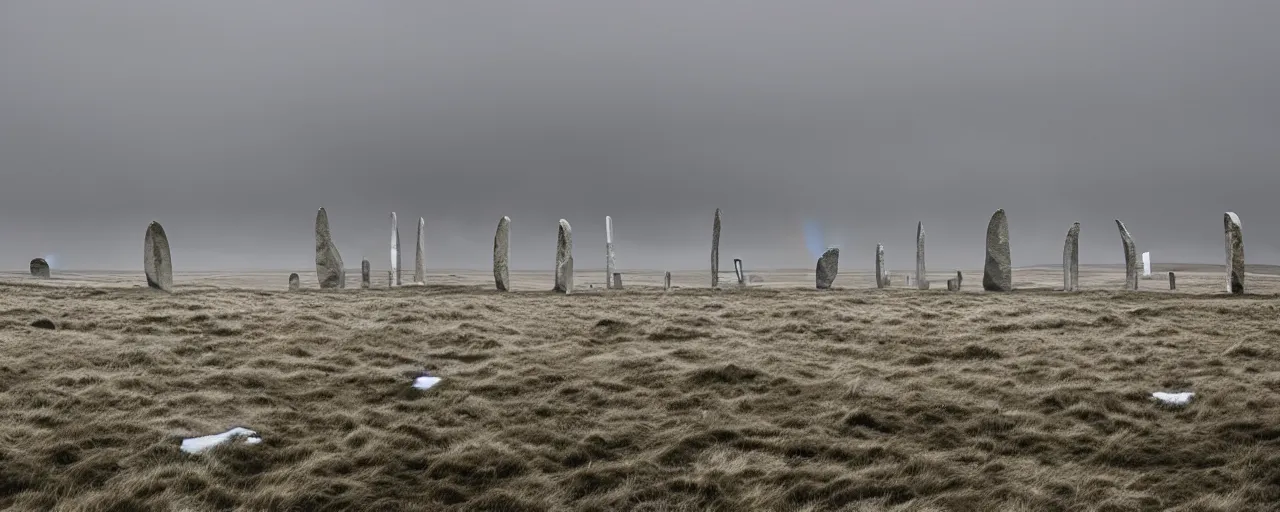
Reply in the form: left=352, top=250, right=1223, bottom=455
left=1063, top=222, right=1080, bottom=291
left=361, top=259, right=371, bottom=289
left=612, top=272, right=623, bottom=289
left=815, top=247, right=839, bottom=289
left=875, top=244, right=886, bottom=289
left=1168, top=271, right=1176, bottom=290
left=947, top=270, right=963, bottom=291
left=1115, top=219, right=1138, bottom=290
left=711, top=208, right=721, bottom=288
left=664, top=271, right=672, bottom=291
left=916, top=222, right=929, bottom=290
left=494, top=216, right=511, bottom=291
left=734, top=258, right=746, bottom=287
left=315, top=207, right=346, bottom=289
left=1224, top=212, right=1244, bottom=294
left=1142, top=251, right=1151, bottom=277
left=288, top=273, right=300, bottom=291
left=143, top=221, right=173, bottom=292
left=29, top=258, right=50, bottom=278
left=554, top=219, right=574, bottom=293
left=982, top=209, right=1012, bottom=292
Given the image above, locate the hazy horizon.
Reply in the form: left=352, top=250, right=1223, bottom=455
left=3, top=1, right=1278, bottom=272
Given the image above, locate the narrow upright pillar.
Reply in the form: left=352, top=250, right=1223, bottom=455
left=1063, top=222, right=1080, bottom=291
left=915, top=222, right=928, bottom=290
left=711, top=208, right=721, bottom=288
left=605, top=216, right=616, bottom=289
left=1224, top=212, right=1244, bottom=294
left=1115, top=219, right=1138, bottom=290
left=875, top=244, right=886, bottom=289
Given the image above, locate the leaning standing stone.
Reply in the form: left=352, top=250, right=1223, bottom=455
left=315, top=207, right=346, bottom=289
left=288, top=273, right=300, bottom=291
left=493, top=216, right=511, bottom=291
left=1063, top=222, right=1080, bottom=291
left=29, top=258, right=50, bottom=278
left=361, top=259, right=371, bottom=289
left=413, top=217, right=426, bottom=285
left=1224, top=212, right=1244, bottom=294
left=711, top=208, right=721, bottom=288
left=982, top=209, right=1012, bottom=292
left=875, top=244, right=886, bottom=289
left=1115, top=219, right=1138, bottom=290
left=915, top=222, right=929, bottom=290
left=734, top=258, right=746, bottom=287
left=815, top=247, right=839, bottom=289
left=143, top=221, right=173, bottom=292
left=554, top=219, right=574, bottom=293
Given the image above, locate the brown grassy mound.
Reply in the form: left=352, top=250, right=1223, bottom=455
left=1, top=275, right=1279, bottom=511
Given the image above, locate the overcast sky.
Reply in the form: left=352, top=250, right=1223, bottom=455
left=2, top=1, right=1277, bottom=272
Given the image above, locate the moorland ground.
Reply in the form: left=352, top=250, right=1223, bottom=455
left=1, top=266, right=1279, bottom=511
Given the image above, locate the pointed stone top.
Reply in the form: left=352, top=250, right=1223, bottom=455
left=1225, top=211, right=1241, bottom=224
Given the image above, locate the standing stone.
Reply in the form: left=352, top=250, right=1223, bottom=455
left=915, top=222, right=929, bottom=290
left=605, top=216, right=617, bottom=289
left=387, top=271, right=392, bottom=288
left=875, top=244, right=886, bottom=289
left=612, top=272, right=623, bottom=289
left=413, top=217, right=426, bottom=285
left=882, top=272, right=891, bottom=287
left=1063, top=222, right=1080, bottom=292
left=1168, top=271, right=1177, bottom=291
left=711, top=208, right=721, bottom=288
left=947, top=270, right=963, bottom=291
left=1224, top=212, right=1244, bottom=294
left=664, top=271, right=672, bottom=291
left=143, top=221, right=173, bottom=292
left=493, top=216, right=511, bottom=292
left=288, top=273, right=300, bottom=291
left=554, top=219, right=574, bottom=293
left=815, top=247, right=839, bottom=289
left=982, top=209, right=1012, bottom=292
left=1115, top=219, right=1138, bottom=290
left=29, top=258, right=50, bottom=278
left=389, top=212, right=401, bottom=286
left=315, top=207, right=346, bottom=289
left=361, top=259, right=371, bottom=289
left=734, top=258, right=746, bottom=287
left=1142, top=252, right=1151, bottom=277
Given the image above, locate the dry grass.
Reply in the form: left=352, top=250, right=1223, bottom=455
left=2, top=267, right=1279, bottom=511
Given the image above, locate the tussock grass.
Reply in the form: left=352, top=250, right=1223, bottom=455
left=1, top=270, right=1279, bottom=510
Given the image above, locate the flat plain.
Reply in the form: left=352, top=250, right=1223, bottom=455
left=1, top=265, right=1279, bottom=511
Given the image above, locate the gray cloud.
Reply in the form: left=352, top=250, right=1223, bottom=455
left=2, top=1, right=1278, bottom=272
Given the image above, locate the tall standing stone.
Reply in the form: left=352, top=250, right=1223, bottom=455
left=29, top=258, right=50, bottom=278
left=915, top=222, right=929, bottom=290
left=612, top=273, right=623, bottom=289
left=1115, top=219, right=1138, bottom=291
left=493, top=216, right=511, bottom=291
left=1063, top=222, right=1080, bottom=292
left=982, top=209, right=1012, bottom=292
left=143, top=221, right=173, bottom=292
left=664, top=271, right=672, bottom=291
left=605, top=216, right=617, bottom=289
left=315, top=207, right=346, bottom=289
left=413, top=217, right=426, bottom=285
left=361, top=259, right=371, bottom=289
left=389, top=212, right=401, bottom=286
left=875, top=244, right=886, bottom=289
left=815, top=248, right=839, bottom=289
left=553, top=219, right=574, bottom=293
left=711, top=208, right=721, bottom=288
left=1224, top=212, right=1244, bottom=294
left=288, top=273, right=300, bottom=291
left=1168, top=271, right=1176, bottom=290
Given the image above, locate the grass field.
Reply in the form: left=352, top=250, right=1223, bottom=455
left=1, top=266, right=1278, bottom=511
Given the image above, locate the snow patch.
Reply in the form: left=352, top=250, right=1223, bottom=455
left=1152, top=391, right=1194, bottom=406
left=180, top=427, right=261, bottom=454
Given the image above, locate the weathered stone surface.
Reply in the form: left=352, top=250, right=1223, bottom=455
left=143, top=221, right=173, bottom=292
left=493, top=216, right=511, bottom=292
left=1115, top=219, right=1137, bottom=290
left=815, top=247, right=839, bottom=289
left=983, top=209, right=1012, bottom=292
left=554, top=219, right=573, bottom=293
left=414, top=217, right=426, bottom=285
left=734, top=258, right=745, bottom=287
left=664, top=271, right=672, bottom=291
left=875, top=244, right=886, bottom=289
left=916, top=222, right=928, bottom=290
left=1224, top=212, right=1244, bottom=294
left=315, top=208, right=346, bottom=289
left=390, top=212, right=401, bottom=286
left=882, top=272, right=891, bottom=287
left=288, top=273, right=300, bottom=291
left=612, top=272, right=622, bottom=289
left=1168, top=271, right=1176, bottom=290
left=1142, top=251, right=1151, bottom=277
left=361, top=259, right=371, bottom=289
left=946, top=270, right=963, bottom=291
left=29, top=258, right=49, bottom=278
left=605, top=216, right=616, bottom=289
left=1063, top=222, right=1080, bottom=291
left=711, top=208, right=721, bottom=288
